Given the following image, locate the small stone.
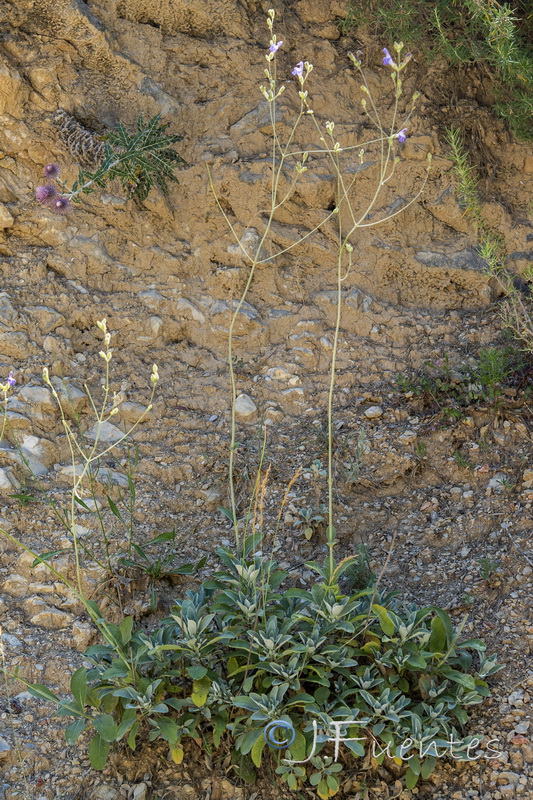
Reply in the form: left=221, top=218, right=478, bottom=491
left=175, top=297, right=206, bottom=324
left=0, top=332, right=31, bottom=359
left=132, top=784, right=147, bottom=800
left=398, top=430, right=417, bottom=444
left=488, top=474, right=509, bottom=493
left=0, top=442, right=48, bottom=477
left=364, top=405, right=383, bottom=419
left=514, top=722, right=530, bottom=734
left=1, top=633, right=23, bottom=649
left=234, top=393, right=257, bottom=419
left=2, top=574, right=29, bottom=596
left=0, top=467, right=20, bottom=492
left=30, top=608, right=74, bottom=630
left=497, top=771, right=520, bottom=785
left=71, top=621, right=94, bottom=651
left=265, top=366, right=292, bottom=381
left=27, top=306, right=64, bottom=333
left=50, top=378, right=88, bottom=413
left=85, top=420, right=124, bottom=443
left=0, top=205, right=14, bottom=229
left=92, top=785, right=120, bottom=800
left=522, top=468, right=533, bottom=488
left=19, top=386, right=56, bottom=415
left=0, top=737, right=11, bottom=760
left=117, top=401, right=151, bottom=424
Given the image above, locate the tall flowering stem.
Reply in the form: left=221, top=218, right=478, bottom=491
left=210, top=13, right=430, bottom=567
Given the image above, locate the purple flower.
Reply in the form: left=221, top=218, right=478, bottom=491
left=269, top=40, right=283, bottom=54
left=52, top=196, right=71, bottom=214
left=7, top=372, right=16, bottom=387
left=397, top=128, right=408, bottom=143
left=35, top=184, right=58, bottom=205
left=382, top=48, right=394, bottom=67
left=292, top=61, right=304, bottom=79
left=44, top=163, right=60, bottom=178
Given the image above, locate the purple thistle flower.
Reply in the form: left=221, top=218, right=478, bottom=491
left=292, top=61, right=304, bottom=79
left=7, top=372, right=16, bottom=387
left=397, top=128, right=408, bottom=143
left=35, top=184, right=58, bottom=205
left=382, top=48, right=394, bottom=67
left=52, top=196, right=71, bottom=214
left=269, top=40, right=283, bottom=54
left=44, top=163, right=60, bottom=179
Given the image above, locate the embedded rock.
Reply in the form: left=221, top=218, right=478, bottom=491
left=234, top=393, right=257, bottom=419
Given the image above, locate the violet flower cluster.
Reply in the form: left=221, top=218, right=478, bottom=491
left=1, top=371, right=15, bottom=396
left=382, top=49, right=409, bottom=143
left=35, top=164, right=71, bottom=214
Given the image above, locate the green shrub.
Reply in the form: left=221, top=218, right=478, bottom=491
left=30, top=543, right=502, bottom=793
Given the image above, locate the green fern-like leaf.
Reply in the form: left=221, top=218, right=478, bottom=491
left=80, top=114, right=186, bottom=202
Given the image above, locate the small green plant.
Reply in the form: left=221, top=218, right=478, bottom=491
left=293, top=503, right=328, bottom=540
left=414, top=440, right=428, bottom=459
left=36, top=114, right=186, bottom=211
left=453, top=450, right=471, bottom=469
left=477, top=556, right=501, bottom=580
left=343, top=544, right=375, bottom=591
left=342, top=429, right=367, bottom=485
left=118, top=531, right=205, bottom=611
left=308, top=755, right=344, bottom=799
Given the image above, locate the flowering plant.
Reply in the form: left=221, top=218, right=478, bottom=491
left=36, top=114, right=186, bottom=212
